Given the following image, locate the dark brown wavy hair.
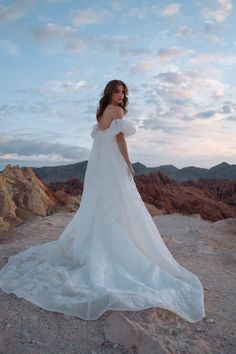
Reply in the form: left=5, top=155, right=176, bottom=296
left=96, top=80, right=128, bottom=121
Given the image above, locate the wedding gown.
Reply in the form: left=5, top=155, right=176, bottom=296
left=0, top=118, right=206, bottom=322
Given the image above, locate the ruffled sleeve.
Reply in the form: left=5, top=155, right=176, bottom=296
left=90, top=119, right=136, bottom=139
left=110, top=119, right=136, bottom=137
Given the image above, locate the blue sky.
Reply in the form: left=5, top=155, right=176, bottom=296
left=0, top=0, right=235, bottom=171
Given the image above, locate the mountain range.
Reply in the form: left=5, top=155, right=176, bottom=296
left=30, top=161, right=236, bottom=184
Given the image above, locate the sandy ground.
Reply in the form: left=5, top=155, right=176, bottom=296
left=0, top=212, right=235, bottom=354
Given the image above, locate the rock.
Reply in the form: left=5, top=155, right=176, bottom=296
left=0, top=165, right=61, bottom=235
left=134, top=173, right=236, bottom=222
left=206, top=318, right=215, bottom=324
left=48, top=177, right=83, bottom=197
left=54, top=190, right=81, bottom=211
left=104, top=313, right=141, bottom=347
left=144, top=202, right=164, bottom=217
left=104, top=312, right=167, bottom=353
left=0, top=216, right=11, bottom=235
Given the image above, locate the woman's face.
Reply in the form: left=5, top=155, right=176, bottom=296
left=111, top=84, right=125, bottom=105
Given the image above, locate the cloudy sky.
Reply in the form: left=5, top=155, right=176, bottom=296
left=0, top=0, right=235, bottom=171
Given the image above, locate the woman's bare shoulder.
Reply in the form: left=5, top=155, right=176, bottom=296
left=98, top=105, right=123, bottom=130
left=106, top=104, right=124, bottom=119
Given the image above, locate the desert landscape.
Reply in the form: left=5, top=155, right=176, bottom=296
left=0, top=163, right=235, bottom=353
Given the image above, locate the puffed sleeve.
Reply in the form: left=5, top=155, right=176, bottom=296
left=110, top=119, right=136, bottom=137
left=90, top=123, right=99, bottom=139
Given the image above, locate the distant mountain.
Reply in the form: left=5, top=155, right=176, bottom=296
left=134, top=162, right=236, bottom=181
left=30, top=161, right=236, bottom=183
left=32, top=161, right=88, bottom=183
left=155, top=164, right=179, bottom=175
left=208, top=162, right=235, bottom=179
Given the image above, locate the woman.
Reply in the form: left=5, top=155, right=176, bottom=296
left=0, top=80, right=206, bottom=322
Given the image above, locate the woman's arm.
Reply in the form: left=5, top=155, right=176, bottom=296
left=116, top=134, right=135, bottom=177
left=116, top=133, right=131, bottom=165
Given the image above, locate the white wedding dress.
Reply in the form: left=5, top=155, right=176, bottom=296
left=0, top=118, right=206, bottom=322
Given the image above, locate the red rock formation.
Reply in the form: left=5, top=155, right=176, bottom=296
left=48, top=170, right=236, bottom=221
left=47, top=178, right=83, bottom=211
left=134, top=172, right=236, bottom=222
left=0, top=164, right=61, bottom=235
left=183, top=178, right=236, bottom=207
left=48, top=177, right=84, bottom=196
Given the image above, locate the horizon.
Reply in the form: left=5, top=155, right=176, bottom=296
left=0, top=0, right=236, bottom=170
left=0, top=160, right=234, bottom=173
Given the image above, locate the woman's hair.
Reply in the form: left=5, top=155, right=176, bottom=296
left=96, top=79, right=128, bottom=121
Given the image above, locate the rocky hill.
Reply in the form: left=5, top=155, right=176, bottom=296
left=0, top=165, right=81, bottom=235
left=134, top=172, right=236, bottom=222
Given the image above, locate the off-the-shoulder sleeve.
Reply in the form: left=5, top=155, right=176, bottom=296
left=90, top=124, right=99, bottom=139
left=111, top=119, right=136, bottom=137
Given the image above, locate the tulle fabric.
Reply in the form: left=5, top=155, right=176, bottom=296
left=0, top=118, right=206, bottom=322
left=90, top=118, right=136, bottom=139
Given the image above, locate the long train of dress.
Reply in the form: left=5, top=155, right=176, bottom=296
left=0, top=118, right=206, bottom=322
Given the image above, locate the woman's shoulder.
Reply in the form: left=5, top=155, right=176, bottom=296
left=106, top=104, right=124, bottom=118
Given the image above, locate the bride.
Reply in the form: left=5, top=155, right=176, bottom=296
left=0, top=79, right=206, bottom=323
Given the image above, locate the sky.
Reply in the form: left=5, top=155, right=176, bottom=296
left=0, top=0, right=236, bottom=171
